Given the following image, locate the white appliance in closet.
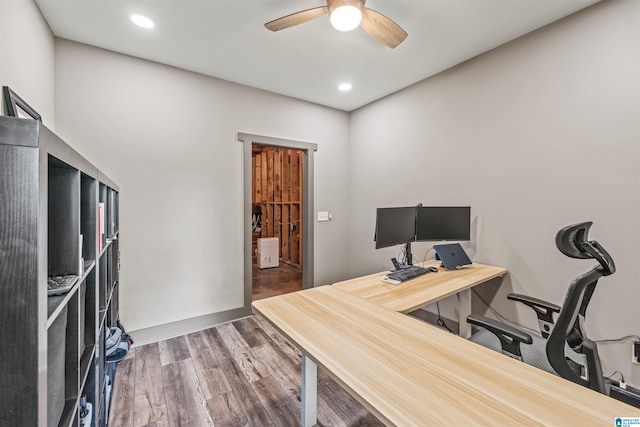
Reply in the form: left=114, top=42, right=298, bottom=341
left=257, top=237, right=279, bottom=269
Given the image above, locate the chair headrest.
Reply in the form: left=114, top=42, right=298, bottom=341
left=555, top=222, right=615, bottom=275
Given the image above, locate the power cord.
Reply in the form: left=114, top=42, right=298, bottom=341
left=399, top=245, right=408, bottom=265
left=607, top=370, right=625, bottom=382
left=606, top=370, right=628, bottom=389
left=420, top=247, right=436, bottom=265
left=471, top=288, right=513, bottom=324
left=436, top=302, right=456, bottom=334
left=595, top=335, right=640, bottom=344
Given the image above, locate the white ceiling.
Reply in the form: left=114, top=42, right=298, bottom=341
left=36, top=0, right=600, bottom=112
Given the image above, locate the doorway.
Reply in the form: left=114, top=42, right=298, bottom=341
left=251, top=145, right=304, bottom=300
left=238, top=133, right=317, bottom=311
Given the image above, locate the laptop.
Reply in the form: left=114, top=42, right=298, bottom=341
left=433, top=243, right=472, bottom=269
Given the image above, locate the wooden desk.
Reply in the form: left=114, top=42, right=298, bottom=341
left=253, top=286, right=640, bottom=426
left=334, top=261, right=507, bottom=337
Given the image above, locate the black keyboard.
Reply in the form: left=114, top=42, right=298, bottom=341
left=387, top=265, right=429, bottom=282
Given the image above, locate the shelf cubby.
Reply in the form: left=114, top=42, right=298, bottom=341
left=80, top=269, right=97, bottom=384
left=109, top=282, right=120, bottom=328
left=107, top=188, right=116, bottom=238
left=47, top=280, right=79, bottom=326
left=97, top=323, right=106, bottom=426
left=107, top=243, right=114, bottom=303
left=81, top=361, right=97, bottom=427
left=81, top=172, right=97, bottom=267
left=99, top=183, right=108, bottom=252
left=47, top=286, right=79, bottom=427
left=48, top=155, right=81, bottom=277
left=99, top=250, right=108, bottom=310
left=47, top=304, right=68, bottom=427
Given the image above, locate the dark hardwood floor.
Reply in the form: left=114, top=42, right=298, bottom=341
left=252, top=258, right=303, bottom=301
left=109, top=315, right=384, bottom=426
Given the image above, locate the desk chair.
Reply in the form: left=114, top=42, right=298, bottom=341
left=467, top=222, right=615, bottom=394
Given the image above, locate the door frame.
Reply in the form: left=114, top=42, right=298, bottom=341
left=238, top=133, right=317, bottom=310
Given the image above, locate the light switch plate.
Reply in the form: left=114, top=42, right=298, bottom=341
left=318, top=211, right=329, bottom=222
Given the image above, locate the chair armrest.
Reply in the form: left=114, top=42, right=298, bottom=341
left=467, top=315, right=532, bottom=361
left=507, top=293, right=561, bottom=338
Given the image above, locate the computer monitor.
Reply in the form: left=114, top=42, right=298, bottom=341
left=374, top=207, right=416, bottom=249
left=416, top=206, right=471, bottom=241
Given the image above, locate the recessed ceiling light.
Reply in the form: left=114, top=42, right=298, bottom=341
left=338, top=83, right=352, bottom=92
left=131, top=14, right=154, bottom=29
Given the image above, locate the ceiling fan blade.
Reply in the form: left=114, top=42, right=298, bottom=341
left=265, top=7, right=328, bottom=31
left=361, top=8, right=408, bottom=48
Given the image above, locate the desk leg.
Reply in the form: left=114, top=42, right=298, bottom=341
left=458, top=289, right=472, bottom=338
left=301, top=354, right=317, bottom=427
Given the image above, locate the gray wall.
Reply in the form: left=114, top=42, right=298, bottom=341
left=349, top=0, right=640, bottom=385
left=0, top=0, right=55, bottom=128
left=54, top=40, right=351, bottom=334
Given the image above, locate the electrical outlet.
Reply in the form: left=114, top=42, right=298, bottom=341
left=633, top=341, right=640, bottom=365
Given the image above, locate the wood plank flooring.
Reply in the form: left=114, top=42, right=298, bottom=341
left=109, top=315, right=384, bottom=427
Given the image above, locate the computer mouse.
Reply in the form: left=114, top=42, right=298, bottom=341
left=427, top=267, right=438, bottom=273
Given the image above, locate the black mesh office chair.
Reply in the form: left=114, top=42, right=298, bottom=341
left=467, top=222, right=615, bottom=394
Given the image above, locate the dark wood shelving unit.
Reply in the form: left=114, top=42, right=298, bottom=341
left=0, top=116, right=120, bottom=426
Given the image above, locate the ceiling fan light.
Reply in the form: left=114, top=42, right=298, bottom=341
left=330, top=5, right=362, bottom=31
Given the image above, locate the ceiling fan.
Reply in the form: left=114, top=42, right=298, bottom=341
left=265, top=0, right=408, bottom=49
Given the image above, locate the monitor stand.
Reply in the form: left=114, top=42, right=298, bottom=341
left=391, top=243, right=415, bottom=270
left=405, top=242, right=413, bottom=266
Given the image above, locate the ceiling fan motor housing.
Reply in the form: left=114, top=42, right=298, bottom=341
left=328, top=0, right=364, bottom=15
